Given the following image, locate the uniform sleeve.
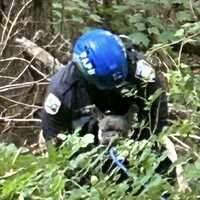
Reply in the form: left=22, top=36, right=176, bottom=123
left=41, top=89, right=73, bottom=141
left=42, top=104, right=72, bottom=140
left=135, top=72, right=168, bottom=137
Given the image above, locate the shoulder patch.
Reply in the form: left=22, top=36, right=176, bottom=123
left=135, top=59, right=155, bottom=82
left=44, top=93, right=61, bottom=115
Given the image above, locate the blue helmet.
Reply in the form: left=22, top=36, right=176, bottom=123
left=72, top=29, right=128, bottom=89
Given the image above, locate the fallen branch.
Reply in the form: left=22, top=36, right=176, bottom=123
left=171, top=135, right=200, bottom=158
left=0, top=168, right=25, bottom=180
left=172, top=133, right=200, bottom=141
left=168, top=103, right=192, bottom=120
left=163, top=137, right=190, bottom=192
left=0, top=57, right=48, bottom=78
left=15, top=37, right=64, bottom=71
left=0, top=117, right=41, bottom=123
left=0, top=95, right=42, bottom=109
left=0, top=80, right=48, bottom=93
left=1, top=0, right=33, bottom=56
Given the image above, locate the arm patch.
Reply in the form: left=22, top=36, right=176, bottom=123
left=135, top=59, right=155, bottom=82
left=44, top=93, right=61, bottom=115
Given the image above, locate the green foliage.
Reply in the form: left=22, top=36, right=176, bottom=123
left=166, top=64, right=200, bottom=109
left=0, top=134, right=96, bottom=200
left=51, top=1, right=200, bottom=197
left=52, top=0, right=200, bottom=49
left=3, top=0, right=199, bottom=199
left=0, top=137, right=164, bottom=199
left=0, top=130, right=200, bottom=199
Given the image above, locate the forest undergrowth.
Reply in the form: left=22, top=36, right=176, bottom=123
left=0, top=0, right=200, bottom=199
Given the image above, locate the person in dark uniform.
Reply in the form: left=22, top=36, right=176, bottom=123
left=41, top=30, right=189, bottom=193
left=41, top=29, right=168, bottom=144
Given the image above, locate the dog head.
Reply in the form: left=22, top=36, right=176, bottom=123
left=98, top=114, right=130, bottom=145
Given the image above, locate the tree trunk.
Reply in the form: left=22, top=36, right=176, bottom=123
left=0, top=0, right=53, bottom=146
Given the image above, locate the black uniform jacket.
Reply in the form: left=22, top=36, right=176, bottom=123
left=42, top=59, right=168, bottom=140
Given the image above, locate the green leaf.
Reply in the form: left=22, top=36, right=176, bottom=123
left=71, top=16, right=84, bottom=23
left=113, top=5, right=129, bottom=13
left=148, top=27, right=160, bottom=35
left=81, top=134, right=94, bottom=147
left=174, top=28, right=185, bottom=37
left=128, top=13, right=143, bottom=24
left=195, top=160, right=200, bottom=170
left=57, top=133, right=67, bottom=141
left=47, top=143, right=58, bottom=162
left=145, top=88, right=163, bottom=111
left=89, top=14, right=102, bottom=23
left=129, top=32, right=150, bottom=47
left=159, top=0, right=172, bottom=6
left=135, top=23, right=146, bottom=31
left=52, top=2, right=62, bottom=9
left=176, top=11, right=192, bottom=22
left=77, top=0, right=89, bottom=9
left=147, top=16, right=164, bottom=30
left=159, top=31, right=175, bottom=42
left=186, top=22, right=200, bottom=34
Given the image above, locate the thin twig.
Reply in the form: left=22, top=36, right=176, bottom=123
left=189, top=134, right=200, bottom=140
left=8, top=56, right=36, bottom=85
left=0, top=75, right=16, bottom=80
left=0, top=0, right=15, bottom=44
left=147, top=31, right=200, bottom=56
left=177, top=40, right=185, bottom=67
left=0, top=168, right=25, bottom=180
left=0, top=0, right=33, bottom=56
left=163, top=137, right=190, bottom=192
left=15, top=37, right=63, bottom=71
left=0, top=80, right=48, bottom=93
left=189, top=0, right=197, bottom=20
left=172, top=133, right=200, bottom=140
left=0, top=95, right=42, bottom=109
left=0, top=117, right=41, bottom=123
left=171, top=135, right=200, bottom=158
left=0, top=57, right=48, bottom=79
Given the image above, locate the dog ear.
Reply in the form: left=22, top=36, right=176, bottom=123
left=90, top=106, right=104, bottom=121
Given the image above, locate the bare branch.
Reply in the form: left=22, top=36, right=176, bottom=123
left=15, top=37, right=64, bottom=71
left=0, top=0, right=15, bottom=44
left=0, top=57, right=48, bottom=78
left=170, top=135, right=200, bottom=158
left=163, top=137, right=190, bottom=192
left=0, top=95, right=42, bottom=109
left=0, top=79, right=48, bottom=93
left=0, top=0, right=33, bottom=56
left=0, top=75, right=16, bottom=80
left=0, top=117, right=41, bottom=123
